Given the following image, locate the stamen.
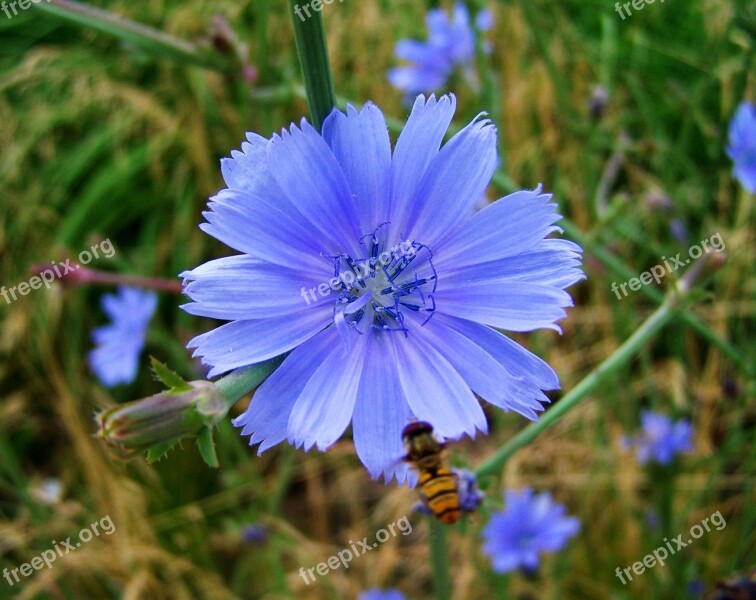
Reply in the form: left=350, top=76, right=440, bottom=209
left=329, top=228, right=437, bottom=339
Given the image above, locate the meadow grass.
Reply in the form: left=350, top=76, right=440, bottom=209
left=0, top=1, right=753, bottom=598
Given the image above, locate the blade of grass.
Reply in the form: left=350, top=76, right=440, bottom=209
left=34, top=0, right=232, bottom=71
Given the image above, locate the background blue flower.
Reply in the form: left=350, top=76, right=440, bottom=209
left=88, top=286, right=157, bottom=387
left=240, top=523, right=268, bottom=545
left=388, top=3, right=493, bottom=97
left=182, top=94, right=582, bottom=483
left=358, top=589, right=405, bottom=600
left=481, top=488, right=580, bottom=574
left=726, top=100, right=756, bottom=192
left=628, top=410, right=694, bottom=466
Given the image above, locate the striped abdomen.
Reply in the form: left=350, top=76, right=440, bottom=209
left=419, top=467, right=460, bottom=524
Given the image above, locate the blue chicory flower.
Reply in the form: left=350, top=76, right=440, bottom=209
left=726, top=100, right=756, bottom=193
left=669, top=218, right=688, bottom=244
left=181, top=94, right=583, bottom=482
left=628, top=410, right=694, bottom=466
left=88, top=286, right=157, bottom=387
left=358, top=590, right=405, bottom=600
left=456, top=468, right=485, bottom=512
left=240, top=523, right=268, bottom=545
left=481, top=487, right=580, bottom=574
left=388, top=3, right=493, bottom=98
left=686, top=579, right=706, bottom=597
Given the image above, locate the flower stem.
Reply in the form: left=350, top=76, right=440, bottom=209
left=214, top=357, right=284, bottom=407
left=34, top=0, right=233, bottom=71
left=287, top=0, right=337, bottom=131
left=30, top=264, right=184, bottom=294
left=475, top=257, right=716, bottom=479
left=428, top=518, right=452, bottom=600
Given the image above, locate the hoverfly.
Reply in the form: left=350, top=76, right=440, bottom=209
left=402, top=421, right=462, bottom=524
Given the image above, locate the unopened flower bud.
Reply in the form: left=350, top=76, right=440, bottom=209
left=96, top=381, right=227, bottom=458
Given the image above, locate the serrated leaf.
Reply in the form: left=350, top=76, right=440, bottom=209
left=150, top=356, right=192, bottom=392
left=146, top=439, right=179, bottom=464
left=197, top=427, right=219, bottom=469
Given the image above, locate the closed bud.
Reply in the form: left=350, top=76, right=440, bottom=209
left=96, top=381, right=227, bottom=458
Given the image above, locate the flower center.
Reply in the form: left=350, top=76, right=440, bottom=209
left=328, top=226, right=437, bottom=339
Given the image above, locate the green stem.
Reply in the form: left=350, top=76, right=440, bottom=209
left=215, top=357, right=283, bottom=407
left=35, top=0, right=232, bottom=71
left=475, top=270, right=700, bottom=479
left=288, top=0, right=337, bottom=131
left=255, top=0, right=271, bottom=84
left=429, top=518, right=452, bottom=600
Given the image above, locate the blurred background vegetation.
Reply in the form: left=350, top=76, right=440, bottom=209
left=0, top=0, right=753, bottom=598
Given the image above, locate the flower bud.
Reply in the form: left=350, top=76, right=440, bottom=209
left=96, top=381, right=227, bottom=458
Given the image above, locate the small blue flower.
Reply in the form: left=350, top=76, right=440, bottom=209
left=669, top=218, right=688, bottom=244
left=388, top=3, right=493, bottom=98
left=726, top=101, right=756, bottom=193
left=645, top=509, right=661, bottom=530
left=687, top=579, right=706, bottom=597
left=455, top=468, right=485, bottom=512
left=481, top=488, right=580, bottom=574
left=241, top=523, right=268, bottom=545
left=88, top=286, right=157, bottom=387
left=182, top=94, right=582, bottom=482
left=358, top=589, right=405, bottom=600
left=628, top=410, right=694, bottom=466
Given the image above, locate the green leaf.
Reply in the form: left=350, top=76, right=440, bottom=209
left=150, top=357, right=192, bottom=393
left=146, top=440, right=179, bottom=464
left=196, top=427, right=220, bottom=469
